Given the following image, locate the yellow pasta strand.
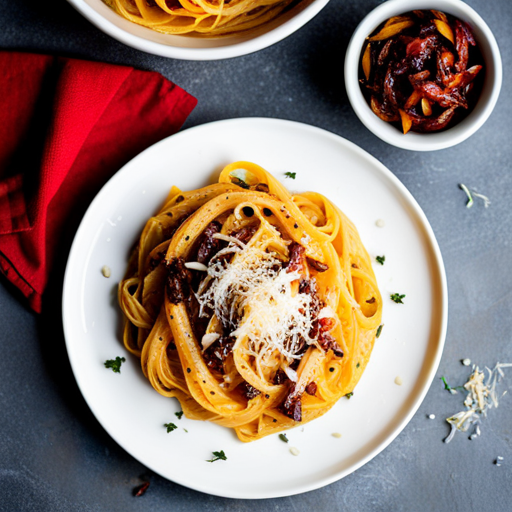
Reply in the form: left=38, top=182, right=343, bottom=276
left=118, top=162, right=382, bottom=442
left=104, top=0, right=294, bottom=36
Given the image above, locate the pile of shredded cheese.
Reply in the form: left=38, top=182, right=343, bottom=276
left=444, top=363, right=512, bottom=443
left=197, top=240, right=321, bottom=361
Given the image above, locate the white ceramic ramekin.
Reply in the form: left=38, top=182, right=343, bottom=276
left=344, top=0, right=502, bottom=151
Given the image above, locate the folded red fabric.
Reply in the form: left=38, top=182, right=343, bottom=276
left=0, top=52, right=197, bottom=313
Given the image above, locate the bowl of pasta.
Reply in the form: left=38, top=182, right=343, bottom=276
left=66, top=0, right=329, bottom=60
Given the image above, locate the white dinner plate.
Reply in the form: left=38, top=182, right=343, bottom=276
left=62, top=118, right=447, bottom=499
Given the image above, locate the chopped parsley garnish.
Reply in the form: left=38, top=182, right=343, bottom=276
left=459, top=183, right=474, bottom=208
left=279, top=433, right=289, bottom=443
left=175, top=411, right=184, bottom=420
left=459, top=183, right=491, bottom=208
left=231, top=177, right=250, bottom=189
left=345, top=392, right=354, bottom=399
left=376, top=324, right=384, bottom=338
left=104, top=356, right=126, bottom=373
left=376, top=255, right=386, bottom=265
left=441, top=376, right=465, bottom=394
left=284, top=172, right=296, bottom=179
left=164, top=422, right=178, bottom=433
left=207, top=450, right=227, bottom=462
left=390, top=293, right=405, bottom=304
left=356, top=362, right=360, bottom=368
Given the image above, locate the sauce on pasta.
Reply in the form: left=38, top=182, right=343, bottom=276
left=118, top=162, right=382, bottom=442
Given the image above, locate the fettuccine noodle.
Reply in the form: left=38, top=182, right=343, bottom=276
left=118, top=162, right=382, bottom=442
left=104, top=0, right=295, bottom=36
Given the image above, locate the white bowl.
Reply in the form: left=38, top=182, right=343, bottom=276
left=344, top=0, right=502, bottom=151
left=67, top=0, right=329, bottom=60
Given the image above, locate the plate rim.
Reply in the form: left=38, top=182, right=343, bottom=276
left=62, top=117, right=448, bottom=498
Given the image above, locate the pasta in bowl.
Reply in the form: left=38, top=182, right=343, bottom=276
left=119, top=161, right=382, bottom=442
left=104, top=0, right=296, bottom=36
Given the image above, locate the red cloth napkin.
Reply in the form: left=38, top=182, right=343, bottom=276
left=0, top=51, right=197, bottom=313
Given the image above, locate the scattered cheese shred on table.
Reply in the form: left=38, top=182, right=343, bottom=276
left=444, top=363, right=512, bottom=443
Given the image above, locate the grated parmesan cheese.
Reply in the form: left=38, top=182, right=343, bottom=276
left=212, top=232, right=246, bottom=248
left=444, top=363, right=512, bottom=443
left=318, top=306, right=336, bottom=320
left=197, top=241, right=322, bottom=361
left=185, top=262, right=208, bottom=272
left=283, top=366, right=298, bottom=383
left=301, top=233, right=311, bottom=245
left=201, top=333, right=220, bottom=351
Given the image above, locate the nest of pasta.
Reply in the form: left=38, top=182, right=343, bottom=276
left=104, top=0, right=295, bottom=36
left=119, top=162, right=382, bottom=442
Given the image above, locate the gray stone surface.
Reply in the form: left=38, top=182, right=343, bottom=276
left=0, top=0, right=511, bottom=510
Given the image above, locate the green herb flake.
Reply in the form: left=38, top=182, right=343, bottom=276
left=164, top=423, right=178, bottom=433
left=356, top=362, right=360, bottom=369
left=441, top=376, right=451, bottom=391
left=207, top=450, right=227, bottom=463
left=459, top=183, right=491, bottom=209
left=376, top=324, right=384, bottom=338
left=459, top=183, right=474, bottom=208
left=345, top=392, right=354, bottom=399
left=376, top=255, right=386, bottom=265
left=284, top=172, right=296, bottom=179
left=175, top=411, right=184, bottom=420
left=441, top=376, right=465, bottom=394
left=104, top=356, right=126, bottom=373
left=390, top=293, right=406, bottom=304
left=279, top=433, right=289, bottom=443
left=231, top=177, right=250, bottom=189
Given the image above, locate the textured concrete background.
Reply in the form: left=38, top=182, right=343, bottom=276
left=1, top=0, right=511, bottom=510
